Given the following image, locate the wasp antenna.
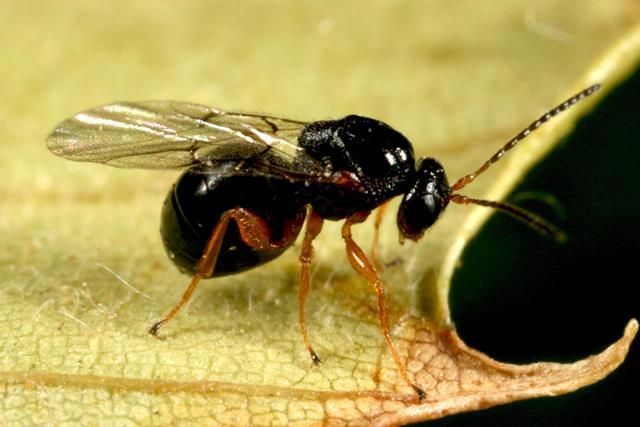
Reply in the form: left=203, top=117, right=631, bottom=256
left=450, top=194, right=567, bottom=243
left=451, top=84, right=601, bottom=192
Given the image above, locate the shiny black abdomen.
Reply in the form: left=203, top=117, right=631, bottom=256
left=161, top=164, right=307, bottom=277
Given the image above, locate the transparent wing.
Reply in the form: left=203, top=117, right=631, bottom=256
left=46, top=101, right=330, bottom=179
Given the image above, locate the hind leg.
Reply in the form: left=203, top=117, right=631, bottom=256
left=150, top=207, right=296, bottom=336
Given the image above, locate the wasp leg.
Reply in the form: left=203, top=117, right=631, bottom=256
left=371, top=200, right=390, bottom=268
left=342, top=211, right=426, bottom=400
left=298, top=208, right=324, bottom=365
left=149, top=207, right=291, bottom=336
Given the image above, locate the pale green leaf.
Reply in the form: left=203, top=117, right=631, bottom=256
left=1, top=1, right=638, bottom=425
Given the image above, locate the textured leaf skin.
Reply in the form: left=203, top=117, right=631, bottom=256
left=1, top=1, right=639, bottom=425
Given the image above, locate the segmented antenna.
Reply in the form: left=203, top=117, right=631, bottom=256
left=451, top=84, right=601, bottom=192
left=449, top=194, right=567, bottom=242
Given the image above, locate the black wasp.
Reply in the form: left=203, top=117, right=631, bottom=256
left=47, top=84, right=600, bottom=399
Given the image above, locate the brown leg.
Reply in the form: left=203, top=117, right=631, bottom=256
left=342, top=212, right=426, bottom=400
left=149, top=208, right=281, bottom=336
left=298, top=208, right=324, bottom=365
left=371, top=200, right=389, bottom=267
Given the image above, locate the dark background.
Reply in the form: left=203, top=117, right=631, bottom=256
left=426, top=69, right=640, bottom=426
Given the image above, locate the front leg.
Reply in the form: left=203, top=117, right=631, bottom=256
left=342, top=211, right=426, bottom=400
left=370, top=200, right=390, bottom=268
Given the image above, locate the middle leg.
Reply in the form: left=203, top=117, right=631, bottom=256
left=297, top=207, right=324, bottom=365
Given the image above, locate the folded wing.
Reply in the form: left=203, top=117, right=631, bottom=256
left=47, top=101, right=329, bottom=181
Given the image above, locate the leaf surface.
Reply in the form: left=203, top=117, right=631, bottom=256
left=1, top=1, right=639, bottom=425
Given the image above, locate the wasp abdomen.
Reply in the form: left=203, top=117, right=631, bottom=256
left=160, top=164, right=306, bottom=277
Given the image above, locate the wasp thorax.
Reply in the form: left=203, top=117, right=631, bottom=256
left=299, top=115, right=415, bottom=182
left=298, top=115, right=417, bottom=218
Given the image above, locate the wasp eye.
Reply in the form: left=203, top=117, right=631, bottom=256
left=397, top=158, right=451, bottom=241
